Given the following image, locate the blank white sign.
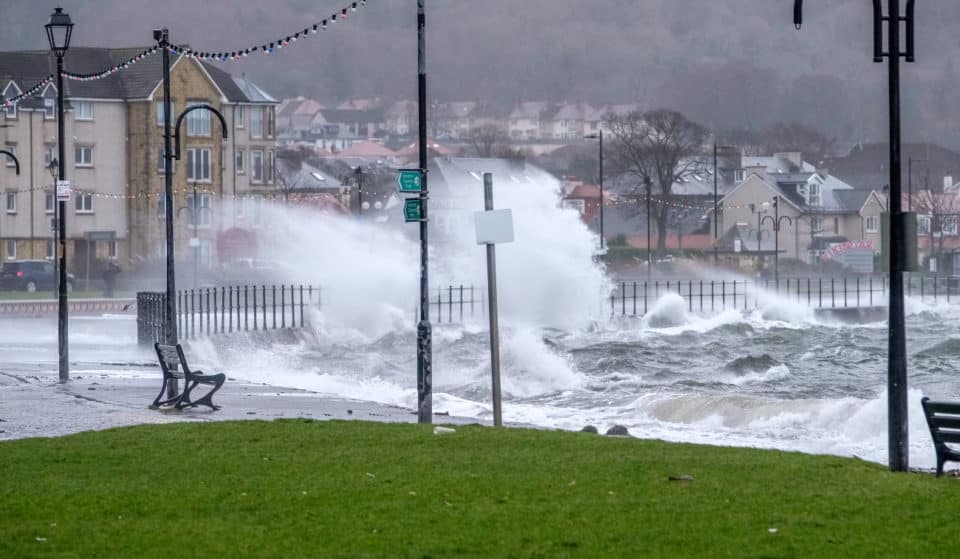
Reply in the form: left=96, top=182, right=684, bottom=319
left=474, top=209, right=515, bottom=245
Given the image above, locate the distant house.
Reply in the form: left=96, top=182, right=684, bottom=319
left=719, top=156, right=885, bottom=267
left=543, top=103, right=595, bottom=140
left=508, top=101, right=553, bottom=140
left=385, top=100, right=417, bottom=136
left=311, top=107, right=386, bottom=151
left=324, top=140, right=400, bottom=167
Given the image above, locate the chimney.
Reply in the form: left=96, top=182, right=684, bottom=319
left=744, top=165, right=767, bottom=183
left=774, top=151, right=803, bottom=172
left=816, top=166, right=829, bottom=179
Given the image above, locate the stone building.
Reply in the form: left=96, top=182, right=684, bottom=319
left=0, top=47, right=277, bottom=279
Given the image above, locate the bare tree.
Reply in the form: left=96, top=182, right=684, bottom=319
left=608, top=109, right=708, bottom=254
left=913, top=190, right=960, bottom=271
left=469, top=124, right=504, bottom=157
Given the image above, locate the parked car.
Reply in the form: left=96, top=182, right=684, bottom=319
left=0, top=260, right=74, bottom=292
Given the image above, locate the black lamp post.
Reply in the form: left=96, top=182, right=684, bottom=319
left=585, top=131, right=604, bottom=248
left=749, top=202, right=768, bottom=253
left=645, top=176, right=652, bottom=279
left=795, top=0, right=915, bottom=473
left=762, top=197, right=792, bottom=290
left=46, top=7, right=73, bottom=384
left=354, top=166, right=364, bottom=217
left=0, top=150, right=20, bottom=265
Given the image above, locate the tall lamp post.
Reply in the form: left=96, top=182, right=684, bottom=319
left=761, top=197, right=792, bottom=289
left=354, top=166, right=364, bottom=217
left=46, top=7, right=73, bottom=384
left=645, top=176, right=652, bottom=279
left=585, top=131, right=604, bottom=248
left=794, top=0, right=916, bottom=473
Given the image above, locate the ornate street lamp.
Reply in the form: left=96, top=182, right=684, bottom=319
left=46, top=7, right=73, bottom=383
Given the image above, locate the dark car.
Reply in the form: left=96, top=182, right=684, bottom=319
left=0, top=260, right=74, bottom=292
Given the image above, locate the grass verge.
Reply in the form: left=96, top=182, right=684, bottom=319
left=0, top=420, right=956, bottom=558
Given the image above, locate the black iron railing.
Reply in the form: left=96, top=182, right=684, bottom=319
left=137, top=284, right=320, bottom=345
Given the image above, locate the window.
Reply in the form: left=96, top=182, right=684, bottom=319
left=45, top=192, right=55, bottom=214
left=4, top=143, right=15, bottom=166
left=865, top=215, right=879, bottom=233
left=236, top=106, right=245, bottom=128
left=266, top=107, right=275, bottom=138
left=833, top=217, right=839, bottom=234
left=186, top=102, right=211, bottom=136
left=3, top=82, right=20, bottom=119
left=807, top=182, right=822, bottom=206
left=108, top=239, right=118, bottom=259
left=44, top=144, right=56, bottom=166
left=943, top=216, right=958, bottom=236
left=45, top=240, right=54, bottom=260
left=75, top=192, right=93, bottom=213
left=186, top=148, right=211, bottom=182
left=251, top=149, right=264, bottom=182
left=267, top=150, right=275, bottom=184
left=811, top=216, right=823, bottom=233
left=5, top=190, right=16, bottom=213
left=6, top=239, right=16, bottom=259
left=44, top=98, right=55, bottom=119
left=235, top=149, right=245, bottom=174
left=250, top=107, right=263, bottom=139
left=918, top=214, right=931, bottom=235
left=734, top=169, right=745, bottom=182
left=75, top=101, right=93, bottom=120
left=187, top=192, right=211, bottom=227
left=562, top=199, right=586, bottom=214
left=74, top=145, right=94, bottom=167
left=156, top=100, right=175, bottom=126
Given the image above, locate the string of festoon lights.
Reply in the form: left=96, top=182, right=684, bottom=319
left=609, top=196, right=783, bottom=212
left=171, top=1, right=365, bottom=62
left=1, top=184, right=374, bottom=204
left=2, top=0, right=367, bottom=107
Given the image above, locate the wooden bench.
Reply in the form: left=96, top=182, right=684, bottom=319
left=151, top=343, right=226, bottom=410
left=920, top=397, right=960, bottom=477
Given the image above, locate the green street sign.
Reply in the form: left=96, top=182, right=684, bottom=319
left=404, top=198, right=424, bottom=222
left=397, top=169, right=423, bottom=193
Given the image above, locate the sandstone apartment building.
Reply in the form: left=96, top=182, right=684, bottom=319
left=0, top=47, right=277, bottom=278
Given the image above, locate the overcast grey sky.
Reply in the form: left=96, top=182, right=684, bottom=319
left=2, top=1, right=959, bottom=150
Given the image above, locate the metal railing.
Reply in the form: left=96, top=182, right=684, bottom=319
left=137, top=284, right=320, bottom=345
left=607, top=274, right=958, bottom=317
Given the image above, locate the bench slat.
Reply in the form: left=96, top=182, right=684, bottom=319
left=933, top=431, right=960, bottom=445
left=929, top=417, right=960, bottom=430
left=923, top=401, right=960, bottom=415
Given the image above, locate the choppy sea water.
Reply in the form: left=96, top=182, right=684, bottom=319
left=1, top=294, right=958, bottom=469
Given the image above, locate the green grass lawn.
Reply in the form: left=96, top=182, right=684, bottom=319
left=0, top=420, right=956, bottom=558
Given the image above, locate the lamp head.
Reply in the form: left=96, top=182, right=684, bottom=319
left=45, top=8, right=73, bottom=56
left=793, top=0, right=803, bottom=30
left=47, top=158, right=58, bottom=180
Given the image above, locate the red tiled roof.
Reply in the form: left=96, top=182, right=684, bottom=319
left=334, top=141, right=397, bottom=158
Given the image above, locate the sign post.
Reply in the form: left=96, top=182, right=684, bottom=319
left=475, top=173, right=514, bottom=427
left=56, top=180, right=71, bottom=201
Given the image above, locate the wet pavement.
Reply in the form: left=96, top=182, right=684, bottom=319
left=0, top=365, right=475, bottom=441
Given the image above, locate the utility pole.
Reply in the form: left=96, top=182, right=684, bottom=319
left=416, top=0, right=432, bottom=424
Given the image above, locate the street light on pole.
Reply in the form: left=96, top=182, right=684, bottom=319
left=794, top=0, right=916, bottom=473
left=645, top=176, right=652, bottom=280
left=585, top=131, right=604, bottom=248
left=355, top=166, right=364, bottom=218
left=762, top=197, right=792, bottom=290
left=46, top=6, right=73, bottom=384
